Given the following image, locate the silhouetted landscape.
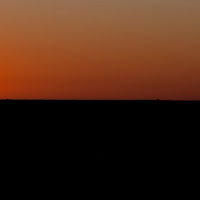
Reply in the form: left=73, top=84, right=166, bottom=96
left=1, top=0, right=200, bottom=196
left=1, top=99, right=199, bottom=164
left=1, top=98, right=198, bottom=199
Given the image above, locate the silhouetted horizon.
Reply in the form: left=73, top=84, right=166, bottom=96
left=0, top=99, right=200, bottom=101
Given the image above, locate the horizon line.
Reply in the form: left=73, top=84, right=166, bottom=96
left=0, top=99, right=200, bottom=101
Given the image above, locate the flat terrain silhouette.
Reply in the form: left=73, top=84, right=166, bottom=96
left=1, top=98, right=198, bottom=198
left=1, top=99, right=198, bottom=162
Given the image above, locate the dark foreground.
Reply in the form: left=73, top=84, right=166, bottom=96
left=1, top=100, right=199, bottom=159
left=1, top=100, right=199, bottom=194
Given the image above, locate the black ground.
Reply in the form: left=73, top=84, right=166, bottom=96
left=1, top=100, right=199, bottom=182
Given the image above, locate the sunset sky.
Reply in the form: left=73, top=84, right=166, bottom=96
left=0, top=0, right=200, bottom=100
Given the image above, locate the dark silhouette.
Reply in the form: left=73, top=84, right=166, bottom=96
left=96, top=151, right=104, bottom=161
left=1, top=99, right=198, bottom=182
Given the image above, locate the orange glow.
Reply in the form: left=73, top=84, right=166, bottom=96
left=1, top=1, right=200, bottom=100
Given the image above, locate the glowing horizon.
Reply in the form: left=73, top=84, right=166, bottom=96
left=1, top=0, right=200, bottom=100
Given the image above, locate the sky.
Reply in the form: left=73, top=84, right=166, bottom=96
left=0, top=0, right=200, bottom=100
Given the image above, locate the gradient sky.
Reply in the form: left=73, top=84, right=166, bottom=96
left=0, top=0, right=200, bottom=100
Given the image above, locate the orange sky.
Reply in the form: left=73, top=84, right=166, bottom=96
left=0, top=0, right=200, bottom=100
